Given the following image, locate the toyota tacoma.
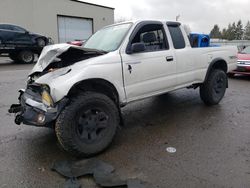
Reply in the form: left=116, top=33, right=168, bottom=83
left=9, top=20, right=237, bottom=157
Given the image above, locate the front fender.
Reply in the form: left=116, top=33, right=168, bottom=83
left=35, top=63, right=126, bottom=104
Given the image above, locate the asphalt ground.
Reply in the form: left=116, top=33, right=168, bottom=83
left=0, top=57, right=249, bottom=188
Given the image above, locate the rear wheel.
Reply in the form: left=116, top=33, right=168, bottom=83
left=18, top=50, right=34, bottom=64
left=55, top=92, right=119, bottom=157
left=200, top=69, right=227, bottom=105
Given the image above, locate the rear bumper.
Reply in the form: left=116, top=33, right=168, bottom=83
left=9, top=90, right=68, bottom=127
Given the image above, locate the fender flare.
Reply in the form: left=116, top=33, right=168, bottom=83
left=204, top=58, right=228, bottom=87
left=204, top=58, right=228, bottom=81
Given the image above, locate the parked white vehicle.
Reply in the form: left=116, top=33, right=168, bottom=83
left=9, top=20, right=237, bottom=157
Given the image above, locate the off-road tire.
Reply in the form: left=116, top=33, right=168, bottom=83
left=55, top=92, right=120, bottom=157
left=18, top=50, right=34, bottom=64
left=200, top=69, right=227, bottom=105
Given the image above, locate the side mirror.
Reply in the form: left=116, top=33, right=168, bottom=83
left=25, top=31, right=29, bottom=34
left=131, top=42, right=145, bottom=53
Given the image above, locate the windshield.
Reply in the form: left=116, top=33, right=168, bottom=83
left=84, top=23, right=132, bottom=52
left=240, top=46, right=250, bottom=54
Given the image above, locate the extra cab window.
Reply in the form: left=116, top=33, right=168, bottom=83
left=167, top=25, right=185, bottom=49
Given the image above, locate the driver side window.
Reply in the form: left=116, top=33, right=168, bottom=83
left=131, top=24, right=169, bottom=52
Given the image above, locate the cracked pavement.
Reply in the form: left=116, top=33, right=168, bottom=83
left=0, top=58, right=250, bottom=188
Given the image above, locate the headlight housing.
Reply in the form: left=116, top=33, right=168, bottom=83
left=41, top=86, right=54, bottom=107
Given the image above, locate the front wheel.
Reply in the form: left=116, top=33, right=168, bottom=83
left=200, top=69, right=227, bottom=105
left=36, top=38, right=46, bottom=47
left=55, top=92, right=120, bottom=157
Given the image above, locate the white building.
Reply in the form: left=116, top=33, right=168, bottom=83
left=0, top=0, right=114, bottom=43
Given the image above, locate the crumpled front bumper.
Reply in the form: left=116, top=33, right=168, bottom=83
left=9, top=89, right=68, bottom=127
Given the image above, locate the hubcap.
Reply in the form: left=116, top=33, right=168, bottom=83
left=77, top=109, right=109, bottom=142
left=213, top=76, right=225, bottom=94
left=23, top=52, right=33, bottom=63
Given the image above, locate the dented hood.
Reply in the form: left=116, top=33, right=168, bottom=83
left=29, top=43, right=106, bottom=76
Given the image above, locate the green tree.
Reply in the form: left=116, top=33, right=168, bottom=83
left=244, top=21, right=250, bottom=40
left=235, top=20, right=244, bottom=40
left=226, top=23, right=237, bottom=40
left=210, top=24, right=221, bottom=38
left=221, top=28, right=228, bottom=39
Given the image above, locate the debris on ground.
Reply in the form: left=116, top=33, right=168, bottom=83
left=51, top=159, right=151, bottom=188
left=166, top=147, right=177, bottom=153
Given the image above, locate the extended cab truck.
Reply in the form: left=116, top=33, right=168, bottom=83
left=9, top=20, right=237, bottom=157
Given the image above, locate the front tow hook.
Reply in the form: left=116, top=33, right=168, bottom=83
left=15, top=115, right=23, bottom=125
left=8, top=104, right=22, bottom=113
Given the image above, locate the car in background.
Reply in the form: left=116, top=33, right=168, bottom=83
left=229, top=46, right=250, bottom=76
left=0, top=24, right=49, bottom=47
left=67, top=40, right=85, bottom=46
left=0, top=24, right=50, bottom=63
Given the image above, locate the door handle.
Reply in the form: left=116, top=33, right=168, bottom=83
left=166, top=56, right=174, bottom=62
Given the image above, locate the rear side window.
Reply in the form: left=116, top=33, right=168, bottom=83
left=167, top=25, right=185, bottom=49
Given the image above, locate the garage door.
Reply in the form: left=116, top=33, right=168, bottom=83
left=58, top=16, right=93, bottom=43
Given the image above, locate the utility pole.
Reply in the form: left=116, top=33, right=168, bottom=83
left=176, top=14, right=180, bottom=21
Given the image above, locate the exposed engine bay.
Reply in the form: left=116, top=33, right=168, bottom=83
left=28, top=44, right=107, bottom=83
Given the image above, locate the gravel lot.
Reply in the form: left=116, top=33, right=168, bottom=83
left=0, top=57, right=250, bottom=188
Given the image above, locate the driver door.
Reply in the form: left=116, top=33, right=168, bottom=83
left=121, top=22, right=176, bottom=102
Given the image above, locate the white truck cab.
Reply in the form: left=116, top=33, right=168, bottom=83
left=9, top=20, right=237, bottom=157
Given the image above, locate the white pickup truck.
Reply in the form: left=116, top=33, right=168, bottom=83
left=9, top=20, right=237, bottom=157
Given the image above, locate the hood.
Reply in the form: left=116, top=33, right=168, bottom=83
left=237, top=53, right=250, bottom=61
left=29, top=44, right=106, bottom=76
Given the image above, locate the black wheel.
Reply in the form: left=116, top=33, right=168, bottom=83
left=9, top=53, right=19, bottom=62
left=55, top=92, right=119, bottom=157
left=200, top=69, right=227, bottom=105
left=18, top=50, right=34, bottom=64
left=37, top=38, right=46, bottom=47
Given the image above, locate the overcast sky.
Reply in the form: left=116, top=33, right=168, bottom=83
left=83, top=0, right=249, bottom=33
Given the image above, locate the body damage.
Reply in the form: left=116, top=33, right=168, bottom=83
left=10, top=44, right=126, bottom=126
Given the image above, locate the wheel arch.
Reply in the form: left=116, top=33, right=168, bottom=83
left=33, top=36, right=48, bottom=45
left=205, top=58, right=228, bottom=81
left=204, top=58, right=228, bottom=87
left=67, top=78, right=120, bottom=106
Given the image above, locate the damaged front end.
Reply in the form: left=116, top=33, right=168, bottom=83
left=9, top=84, right=68, bottom=127
left=8, top=44, right=107, bottom=127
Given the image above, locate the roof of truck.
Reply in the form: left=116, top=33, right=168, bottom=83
left=108, top=20, right=181, bottom=27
